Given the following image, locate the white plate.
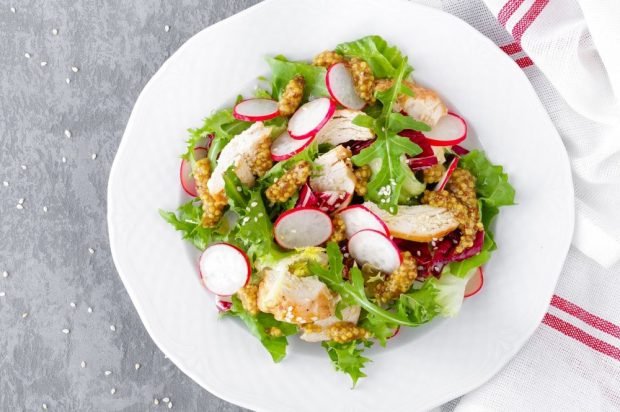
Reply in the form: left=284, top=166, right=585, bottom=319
left=107, top=0, right=574, bottom=410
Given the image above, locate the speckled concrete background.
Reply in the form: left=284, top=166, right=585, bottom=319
left=0, top=1, right=261, bottom=411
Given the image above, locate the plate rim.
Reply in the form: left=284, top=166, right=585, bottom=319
left=107, top=0, right=575, bottom=410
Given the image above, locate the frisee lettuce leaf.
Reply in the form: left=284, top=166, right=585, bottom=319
left=335, top=35, right=414, bottom=78
left=351, top=60, right=428, bottom=213
left=267, top=56, right=328, bottom=100
left=322, top=340, right=373, bottom=387
left=224, top=296, right=297, bottom=363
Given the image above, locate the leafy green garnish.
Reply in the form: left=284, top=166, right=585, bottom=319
left=335, top=35, right=413, bottom=78
left=224, top=296, right=297, bottom=362
left=322, top=340, right=373, bottom=387
left=159, top=199, right=230, bottom=250
left=267, top=56, right=328, bottom=100
left=351, top=60, right=428, bottom=213
left=186, top=108, right=250, bottom=170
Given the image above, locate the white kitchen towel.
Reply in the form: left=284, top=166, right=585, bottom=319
left=404, top=0, right=620, bottom=410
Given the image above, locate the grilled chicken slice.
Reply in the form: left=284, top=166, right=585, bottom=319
left=315, top=109, right=374, bottom=146
left=300, top=305, right=361, bottom=342
left=375, top=79, right=447, bottom=126
left=207, top=122, right=272, bottom=195
left=309, top=146, right=356, bottom=198
left=257, top=269, right=336, bottom=325
left=364, top=201, right=458, bottom=242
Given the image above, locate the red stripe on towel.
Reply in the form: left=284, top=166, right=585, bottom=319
left=498, top=0, right=526, bottom=26
left=512, top=0, right=549, bottom=41
left=551, top=295, right=620, bottom=340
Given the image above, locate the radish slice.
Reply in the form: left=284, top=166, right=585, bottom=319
left=271, top=130, right=315, bottom=161
left=408, top=155, right=438, bottom=170
left=180, top=147, right=209, bottom=197
left=233, top=98, right=280, bottom=122
left=215, top=295, right=233, bottom=312
left=326, top=63, right=366, bottom=110
left=339, top=205, right=390, bottom=238
left=452, top=144, right=470, bottom=156
left=464, top=267, right=484, bottom=298
left=348, top=229, right=402, bottom=274
left=434, top=157, right=459, bottom=191
left=422, top=112, right=467, bottom=146
left=274, top=207, right=333, bottom=249
left=316, top=191, right=352, bottom=213
left=388, top=325, right=401, bottom=339
left=199, top=243, right=251, bottom=296
left=288, top=97, right=336, bottom=140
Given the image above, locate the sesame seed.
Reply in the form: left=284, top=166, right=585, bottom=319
left=21, top=165, right=27, bottom=170
left=134, top=363, right=140, bottom=370
left=16, top=204, right=23, bottom=210
left=62, top=328, right=70, bottom=334
left=88, top=248, right=94, bottom=254
left=154, top=399, right=159, bottom=405
left=42, top=404, right=47, bottom=410
left=162, top=397, right=170, bottom=403
left=61, top=156, right=66, bottom=163
left=64, top=129, right=71, bottom=138
left=65, top=78, right=70, bottom=84
left=168, top=402, right=173, bottom=409
left=236, top=186, right=242, bottom=192
left=43, top=206, right=48, bottom=212
left=10, top=7, right=16, bottom=13
left=110, top=325, right=116, bottom=332
left=22, top=312, right=28, bottom=318
left=2, top=181, right=8, bottom=186
left=91, top=153, right=97, bottom=160
left=25, top=53, right=31, bottom=59
left=18, top=198, right=24, bottom=205
left=104, top=370, right=112, bottom=376
left=110, top=388, right=116, bottom=395
left=40, top=61, right=47, bottom=67
left=70, top=302, right=76, bottom=308
left=71, top=66, right=79, bottom=73
left=87, top=307, right=93, bottom=313
left=80, top=361, right=86, bottom=368
left=2, top=271, right=8, bottom=278
left=0, top=292, right=5, bottom=297
left=52, top=28, right=58, bottom=35
left=164, top=25, right=170, bottom=32
left=250, top=202, right=258, bottom=207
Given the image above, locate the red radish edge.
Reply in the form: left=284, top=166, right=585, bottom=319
left=233, top=98, right=280, bottom=122
left=388, top=325, right=401, bottom=339
left=434, top=157, right=459, bottom=191
left=288, top=97, right=336, bottom=140
left=464, top=267, right=484, bottom=298
left=339, top=204, right=390, bottom=238
left=423, top=112, right=467, bottom=146
left=326, top=63, right=366, bottom=110
left=408, top=155, right=438, bottom=170
left=452, top=144, right=470, bottom=156
left=273, top=207, right=333, bottom=249
left=215, top=295, right=233, bottom=312
left=271, top=131, right=315, bottom=161
left=199, top=243, right=251, bottom=296
left=180, top=147, right=209, bottom=197
left=347, top=229, right=402, bottom=274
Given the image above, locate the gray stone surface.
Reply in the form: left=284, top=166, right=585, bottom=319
left=0, top=1, right=261, bottom=411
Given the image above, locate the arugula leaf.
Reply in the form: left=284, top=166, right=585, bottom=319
left=359, top=312, right=396, bottom=347
left=335, top=35, right=413, bottom=78
left=350, top=60, right=427, bottom=213
left=186, top=108, right=250, bottom=170
left=322, top=340, right=373, bottom=387
left=267, top=56, right=328, bottom=100
left=309, top=243, right=419, bottom=327
left=396, top=278, right=442, bottom=323
left=159, top=199, right=230, bottom=250
left=224, top=296, right=297, bottom=363
left=223, top=168, right=284, bottom=261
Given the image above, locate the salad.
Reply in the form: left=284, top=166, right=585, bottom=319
left=161, top=35, right=515, bottom=386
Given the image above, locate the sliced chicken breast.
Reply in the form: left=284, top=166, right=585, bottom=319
left=315, top=109, right=374, bottom=146
left=207, top=122, right=272, bottom=195
left=300, top=305, right=361, bottom=342
left=257, top=269, right=336, bottom=325
left=376, top=79, right=447, bottom=126
left=364, top=201, right=458, bottom=242
left=310, top=146, right=357, bottom=196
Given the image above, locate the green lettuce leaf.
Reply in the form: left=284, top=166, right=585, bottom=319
left=322, top=340, right=373, bottom=387
left=335, top=35, right=413, bottom=78
left=224, top=296, right=297, bottom=363
left=267, top=56, right=328, bottom=100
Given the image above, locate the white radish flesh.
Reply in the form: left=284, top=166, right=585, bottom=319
left=271, top=130, right=315, bottom=161
left=464, top=267, right=484, bottom=298
left=348, top=229, right=402, bottom=274
left=422, top=112, right=467, bottom=146
left=180, top=147, right=209, bottom=197
left=326, top=63, right=366, bottom=110
left=339, top=205, right=390, bottom=238
left=274, top=208, right=333, bottom=249
left=233, top=98, right=280, bottom=122
left=199, top=243, right=251, bottom=296
left=434, top=157, right=459, bottom=191
left=288, top=97, right=336, bottom=140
